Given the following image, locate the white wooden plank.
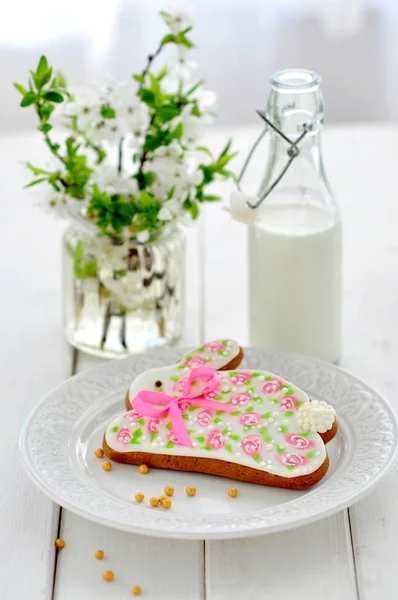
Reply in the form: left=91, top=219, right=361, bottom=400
left=206, top=513, right=357, bottom=600
left=54, top=219, right=204, bottom=598
left=202, top=126, right=361, bottom=599
left=0, top=132, right=73, bottom=600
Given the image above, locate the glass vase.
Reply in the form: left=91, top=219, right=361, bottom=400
left=63, top=223, right=185, bottom=358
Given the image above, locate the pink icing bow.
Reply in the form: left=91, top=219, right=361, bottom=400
left=131, top=367, right=235, bottom=448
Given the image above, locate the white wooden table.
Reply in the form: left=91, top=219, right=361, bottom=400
left=2, top=123, right=398, bottom=599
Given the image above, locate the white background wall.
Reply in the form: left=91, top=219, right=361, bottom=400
left=2, top=0, right=398, bottom=132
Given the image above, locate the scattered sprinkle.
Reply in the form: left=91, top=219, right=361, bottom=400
left=95, top=550, right=104, bottom=560
left=164, top=485, right=174, bottom=497
left=132, top=584, right=142, bottom=596
left=139, top=464, right=149, bottom=474
left=135, top=492, right=144, bottom=503
left=103, top=570, right=114, bottom=582
left=228, top=487, right=238, bottom=498
left=186, top=485, right=196, bottom=497
left=149, top=497, right=159, bottom=507
left=94, top=448, right=104, bottom=458
left=102, top=461, right=112, bottom=472
left=162, top=498, right=172, bottom=509
left=55, top=539, right=65, bottom=550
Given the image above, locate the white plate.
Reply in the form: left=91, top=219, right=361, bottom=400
left=20, top=348, right=398, bottom=540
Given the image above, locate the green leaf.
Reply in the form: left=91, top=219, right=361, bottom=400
left=149, top=72, right=160, bottom=95
left=300, top=431, right=310, bottom=437
left=276, top=445, right=285, bottom=454
left=203, top=195, right=221, bottom=202
left=150, top=432, right=157, bottom=442
left=24, top=178, right=47, bottom=188
left=111, top=426, right=119, bottom=433
left=133, top=74, right=145, bottom=83
left=202, top=445, right=212, bottom=451
left=282, top=387, right=294, bottom=396
left=166, top=441, right=174, bottom=449
left=129, top=439, right=140, bottom=444
left=305, top=451, right=315, bottom=459
left=165, top=421, right=172, bottom=430
left=157, top=105, right=180, bottom=123
left=252, top=453, right=261, bottom=463
left=296, top=400, right=305, bottom=407
left=230, top=411, right=242, bottom=416
left=138, top=418, right=145, bottom=426
left=37, top=55, right=49, bottom=77
left=286, top=465, right=295, bottom=471
left=187, top=79, right=204, bottom=95
left=39, top=123, right=52, bottom=134
left=40, top=68, right=53, bottom=87
left=196, top=436, right=205, bottom=443
left=284, top=411, right=295, bottom=417
left=196, top=145, right=213, bottom=157
left=262, top=412, right=273, bottom=419
left=20, top=92, right=37, bottom=107
left=161, top=33, right=175, bottom=46
left=42, top=91, right=64, bottom=103
left=252, top=372, right=261, bottom=377
left=168, top=122, right=183, bottom=141
left=53, top=71, right=67, bottom=88
left=157, top=66, right=168, bottom=81
left=280, top=425, right=288, bottom=433
left=13, top=82, right=27, bottom=96
left=213, top=417, right=222, bottom=424
left=245, top=406, right=254, bottom=412
left=100, top=104, right=116, bottom=119
left=225, top=444, right=233, bottom=453
left=133, top=429, right=142, bottom=439
left=229, top=434, right=240, bottom=442
left=26, top=162, right=49, bottom=176
left=222, top=428, right=229, bottom=435
left=170, top=375, right=179, bottom=382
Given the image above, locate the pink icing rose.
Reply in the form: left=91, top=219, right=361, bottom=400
left=196, top=410, right=213, bottom=427
left=231, top=371, right=251, bottom=386
left=116, top=427, right=132, bottom=444
left=204, top=341, right=226, bottom=353
left=147, top=418, right=161, bottom=434
left=277, top=453, right=309, bottom=466
left=280, top=396, right=299, bottom=411
left=178, top=399, right=191, bottom=413
left=185, top=355, right=207, bottom=370
left=241, top=434, right=263, bottom=456
left=239, top=412, right=261, bottom=427
left=172, top=378, right=186, bottom=393
left=123, top=410, right=142, bottom=422
left=206, top=430, right=225, bottom=450
left=230, top=392, right=251, bottom=406
left=284, top=434, right=315, bottom=450
left=167, top=430, right=181, bottom=444
left=262, top=378, right=283, bottom=394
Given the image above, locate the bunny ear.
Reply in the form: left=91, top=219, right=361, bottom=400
left=177, top=339, right=243, bottom=372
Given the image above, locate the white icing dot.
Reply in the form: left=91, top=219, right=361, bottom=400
left=193, top=442, right=198, bottom=447
left=227, top=426, right=232, bottom=431
left=267, top=459, right=272, bottom=464
left=226, top=340, right=232, bottom=346
left=268, top=418, right=274, bottom=423
left=222, top=386, right=229, bottom=392
left=273, top=412, right=280, bottom=417
left=277, top=427, right=282, bottom=432
left=235, top=452, right=242, bottom=458
left=283, top=420, right=289, bottom=425
left=316, top=451, right=320, bottom=456
left=286, top=453, right=291, bottom=458
left=258, top=375, right=265, bottom=381
left=263, top=420, right=269, bottom=426
left=222, top=351, right=228, bottom=356
left=156, top=436, right=162, bottom=442
left=279, top=445, right=285, bottom=449
left=159, top=441, right=165, bottom=447
left=268, top=464, right=274, bottom=470
left=197, top=428, right=204, bottom=434
left=152, top=442, right=158, bottom=447
left=260, top=461, right=266, bottom=467
left=266, top=443, right=273, bottom=450
left=232, top=386, right=237, bottom=392
left=141, top=436, right=147, bottom=442
left=208, top=424, right=215, bottom=431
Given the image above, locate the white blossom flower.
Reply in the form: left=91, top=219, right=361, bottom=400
left=181, top=114, right=202, bottom=146
left=195, top=88, right=217, bottom=123
left=136, top=230, right=150, bottom=243
left=167, top=6, right=195, bottom=34
left=158, top=198, right=181, bottom=221
left=174, top=168, right=203, bottom=200
left=91, top=165, right=138, bottom=196
left=153, top=140, right=182, bottom=161
left=167, top=46, right=197, bottom=80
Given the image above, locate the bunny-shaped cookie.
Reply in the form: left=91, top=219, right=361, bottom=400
left=103, top=339, right=337, bottom=489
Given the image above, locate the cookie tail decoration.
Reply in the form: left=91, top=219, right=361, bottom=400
left=131, top=367, right=236, bottom=448
left=104, top=341, right=338, bottom=490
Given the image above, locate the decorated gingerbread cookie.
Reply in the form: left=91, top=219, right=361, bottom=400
left=103, top=339, right=337, bottom=489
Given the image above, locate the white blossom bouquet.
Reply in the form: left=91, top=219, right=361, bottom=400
left=14, top=7, right=236, bottom=243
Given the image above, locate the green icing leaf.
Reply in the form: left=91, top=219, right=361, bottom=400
left=296, top=400, right=305, bottom=407
left=286, top=465, right=295, bottom=471
left=300, top=431, right=310, bottom=437
left=182, top=413, right=189, bottom=421
left=229, top=434, right=240, bottom=441
left=197, top=347, right=205, bottom=353
left=252, top=372, right=261, bottom=377
left=265, top=375, right=272, bottom=381
left=262, top=412, right=273, bottom=419
left=245, top=405, right=254, bottom=412
left=170, top=376, right=179, bottom=382
left=150, top=432, right=157, bottom=442
left=215, top=410, right=223, bottom=415
left=222, top=339, right=229, bottom=345
left=217, top=350, right=225, bottom=356
left=188, top=406, right=196, bottom=413
left=280, top=425, right=288, bottom=433
left=111, top=426, right=119, bottom=433
left=177, top=365, right=184, bottom=370
left=166, top=441, right=174, bottom=449
left=252, top=453, right=261, bottom=464
left=138, top=418, right=145, bottom=426
left=284, top=411, right=295, bottom=417
left=214, top=417, right=223, bottom=424
left=305, top=451, right=315, bottom=459
left=276, top=445, right=285, bottom=454
left=187, top=429, right=196, bottom=435
left=271, top=398, right=279, bottom=404
left=222, top=428, right=229, bottom=435
left=214, top=395, right=223, bottom=400
left=230, top=410, right=242, bottom=416
left=225, top=444, right=233, bottom=453
left=196, top=436, right=205, bottom=443
left=133, top=429, right=142, bottom=439
left=229, top=370, right=238, bottom=376
left=202, top=445, right=212, bottom=451
left=129, top=439, right=140, bottom=445
left=165, top=422, right=172, bottom=430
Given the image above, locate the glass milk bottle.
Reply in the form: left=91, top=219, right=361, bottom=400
left=248, top=69, right=341, bottom=362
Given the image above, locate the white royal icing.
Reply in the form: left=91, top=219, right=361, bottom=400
left=105, top=339, right=333, bottom=479
left=296, top=400, right=336, bottom=434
